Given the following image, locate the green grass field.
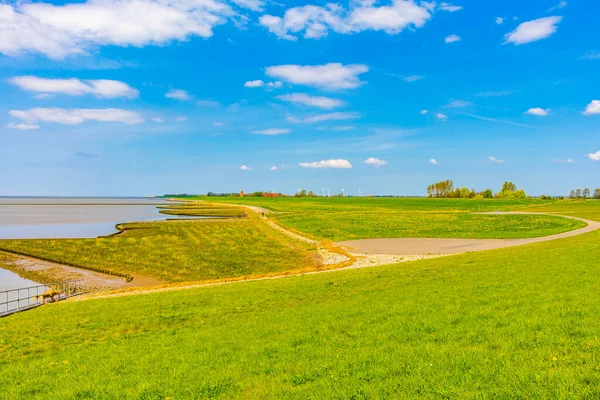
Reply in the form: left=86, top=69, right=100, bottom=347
left=0, top=217, right=319, bottom=283
left=1, top=201, right=599, bottom=398
left=179, top=197, right=586, bottom=241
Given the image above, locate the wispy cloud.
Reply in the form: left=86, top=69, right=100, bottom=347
left=548, top=1, right=567, bottom=12
left=461, top=113, right=551, bottom=131
left=444, top=100, right=473, bottom=108
left=287, top=112, right=359, bottom=124
left=429, top=159, right=439, bottom=165
left=474, top=90, right=516, bottom=97
left=553, top=158, right=574, bottom=164
left=276, top=93, right=344, bottom=109
left=580, top=51, right=600, bottom=60
left=252, top=128, right=291, bottom=135
left=488, top=156, right=505, bottom=164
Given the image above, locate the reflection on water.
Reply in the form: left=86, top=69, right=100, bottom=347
left=0, top=197, right=195, bottom=239
left=0, top=268, right=39, bottom=291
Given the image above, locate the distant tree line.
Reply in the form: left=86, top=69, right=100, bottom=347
left=426, top=180, right=526, bottom=199
left=569, top=188, right=600, bottom=200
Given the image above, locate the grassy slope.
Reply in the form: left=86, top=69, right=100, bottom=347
left=179, top=197, right=585, bottom=241
left=0, top=217, right=319, bottom=283
left=1, top=202, right=599, bottom=398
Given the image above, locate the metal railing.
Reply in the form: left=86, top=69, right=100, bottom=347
left=0, top=280, right=85, bottom=317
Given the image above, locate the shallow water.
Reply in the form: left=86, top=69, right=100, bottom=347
left=0, top=197, right=192, bottom=239
left=0, top=268, right=39, bottom=290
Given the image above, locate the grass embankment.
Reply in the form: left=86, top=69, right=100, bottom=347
left=0, top=215, right=320, bottom=283
left=0, top=252, right=80, bottom=284
left=158, top=205, right=246, bottom=218
left=178, top=197, right=586, bottom=241
left=1, top=202, right=599, bottom=398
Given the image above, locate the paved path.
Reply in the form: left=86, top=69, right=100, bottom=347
left=337, top=212, right=600, bottom=255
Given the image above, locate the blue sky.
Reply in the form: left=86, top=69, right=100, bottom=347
left=0, top=0, right=598, bottom=196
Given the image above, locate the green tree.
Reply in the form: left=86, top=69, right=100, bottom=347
left=583, top=188, right=590, bottom=199
left=594, top=188, right=600, bottom=199
left=569, top=190, right=576, bottom=199
left=481, top=189, right=493, bottom=199
left=501, top=181, right=517, bottom=193
left=576, top=189, right=582, bottom=199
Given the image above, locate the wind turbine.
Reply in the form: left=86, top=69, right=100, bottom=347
left=341, top=188, right=345, bottom=197
left=358, top=189, right=362, bottom=197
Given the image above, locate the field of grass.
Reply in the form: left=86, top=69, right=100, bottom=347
left=179, top=197, right=586, bottom=241
left=158, top=203, right=247, bottom=218
left=1, top=201, right=599, bottom=398
left=0, top=216, right=319, bottom=283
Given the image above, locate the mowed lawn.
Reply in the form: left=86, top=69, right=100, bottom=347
left=0, top=217, right=319, bottom=283
left=1, top=202, right=599, bottom=398
left=179, top=197, right=586, bottom=241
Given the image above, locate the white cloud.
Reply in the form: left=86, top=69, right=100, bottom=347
left=244, top=80, right=264, bottom=88
left=0, top=0, right=234, bottom=59
left=276, top=93, right=344, bottom=109
left=583, top=100, right=600, bottom=116
left=553, top=158, right=574, bottom=164
left=6, top=122, right=40, bottom=130
left=548, top=1, right=567, bottom=12
left=10, top=107, right=143, bottom=125
left=445, top=34, right=461, bottom=43
left=266, top=63, right=368, bottom=90
left=299, top=159, right=352, bottom=169
left=439, top=3, right=462, bottom=12
left=289, top=112, right=360, bottom=123
left=495, top=17, right=504, bottom=25
left=252, top=128, right=291, bottom=135
left=174, top=116, right=188, bottom=122
left=436, top=113, right=447, bottom=120
left=428, top=158, right=439, bottom=165
left=504, top=17, right=562, bottom=45
left=151, top=117, right=164, bottom=123
left=445, top=100, right=472, bottom=108
left=270, top=165, right=278, bottom=171
left=259, top=1, right=432, bottom=41
left=402, top=75, right=424, bottom=82
left=165, top=89, right=191, bottom=101
left=267, top=81, right=283, bottom=88
left=10, top=76, right=138, bottom=98
left=364, top=157, right=387, bottom=167
left=420, top=109, right=429, bottom=115
left=525, top=107, right=549, bottom=116
left=587, top=151, right=600, bottom=161
left=240, top=165, right=252, bottom=170
left=488, top=156, right=505, bottom=164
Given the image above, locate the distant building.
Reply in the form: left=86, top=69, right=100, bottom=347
left=240, top=190, right=244, bottom=197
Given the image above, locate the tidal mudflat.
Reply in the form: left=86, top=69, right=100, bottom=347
left=0, top=197, right=182, bottom=239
